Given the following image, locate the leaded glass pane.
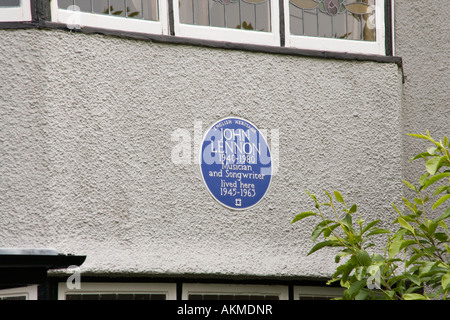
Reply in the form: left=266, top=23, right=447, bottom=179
left=179, top=0, right=271, bottom=32
left=65, top=293, right=167, bottom=300
left=289, top=0, right=376, bottom=41
left=58, top=0, right=74, bottom=10
left=188, top=294, right=280, bottom=300
left=58, top=0, right=159, bottom=21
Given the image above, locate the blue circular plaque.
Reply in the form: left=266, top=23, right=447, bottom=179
left=200, top=117, right=272, bottom=210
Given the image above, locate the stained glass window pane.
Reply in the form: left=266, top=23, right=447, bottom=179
left=58, top=0, right=159, bottom=21
left=66, top=293, right=167, bottom=300
left=179, top=0, right=271, bottom=32
left=58, top=0, right=73, bottom=10
left=188, top=294, right=280, bottom=300
left=289, top=0, right=376, bottom=41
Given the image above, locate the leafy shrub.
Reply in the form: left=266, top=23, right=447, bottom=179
left=292, top=131, right=450, bottom=300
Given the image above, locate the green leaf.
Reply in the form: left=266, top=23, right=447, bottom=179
left=335, top=251, right=351, bottom=263
left=389, top=232, right=414, bottom=258
left=427, top=147, right=437, bottom=155
left=435, top=232, right=448, bottom=242
left=354, top=266, right=366, bottom=281
left=347, top=280, right=367, bottom=299
left=361, top=220, right=381, bottom=235
left=392, top=203, right=402, bottom=214
left=354, top=289, right=370, bottom=300
left=305, top=190, right=317, bottom=202
left=434, top=185, right=449, bottom=196
left=399, top=239, right=417, bottom=251
left=409, top=152, right=433, bottom=161
left=426, top=156, right=447, bottom=175
left=428, top=220, right=438, bottom=235
left=311, top=219, right=334, bottom=242
left=423, top=172, right=450, bottom=189
left=349, top=204, right=357, bottom=214
left=439, top=220, right=449, bottom=234
left=432, top=194, right=450, bottom=210
left=407, top=133, right=430, bottom=140
left=323, top=223, right=340, bottom=238
left=406, top=252, right=427, bottom=267
left=366, top=228, right=392, bottom=236
left=291, top=211, right=317, bottom=224
left=402, top=179, right=417, bottom=191
left=398, top=217, right=415, bottom=234
left=357, top=218, right=364, bottom=227
left=406, top=274, right=421, bottom=286
left=419, top=173, right=430, bottom=186
left=434, top=207, right=450, bottom=223
left=403, top=293, right=428, bottom=300
left=383, top=290, right=396, bottom=300
left=334, top=191, right=344, bottom=203
left=389, top=238, right=402, bottom=259
left=405, top=274, right=421, bottom=286
left=307, top=240, right=339, bottom=256
left=402, top=197, right=415, bottom=212
left=342, top=214, right=353, bottom=230
left=356, top=249, right=371, bottom=267
left=444, top=272, right=450, bottom=290
left=419, top=261, right=442, bottom=277
left=392, top=228, right=408, bottom=239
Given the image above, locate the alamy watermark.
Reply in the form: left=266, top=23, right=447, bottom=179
left=170, top=120, right=280, bottom=175
left=366, top=265, right=381, bottom=290
left=65, top=5, right=82, bottom=30
left=66, top=265, right=81, bottom=290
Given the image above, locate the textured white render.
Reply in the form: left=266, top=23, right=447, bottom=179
left=0, top=28, right=403, bottom=279
left=394, top=0, right=450, bottom=188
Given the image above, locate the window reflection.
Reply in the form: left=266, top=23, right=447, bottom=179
left=179, top=0, right=271, bottom=32
left=58, top=0, right=159, bottom=21
left=0, top=0, right=21, bottom=6
left=289, top=0, right=376, bottom=41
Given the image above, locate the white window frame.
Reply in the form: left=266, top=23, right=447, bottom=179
left=182, top=283, right=289, bottom=300
left=50, top=0, right=169, bottom=35
left=294, top=286, right=344, bottom=300
left=0, top=0, right=32, bottom=22
left=57, top=282, right=177, bottom=300
left=283, top=0, right=386, bottom=55
left=0, top=285, right=38, bottom=300
left=172, top=0, right=280, bottom=47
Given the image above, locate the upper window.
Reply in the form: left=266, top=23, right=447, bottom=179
left=45, top=0, right=389, bottom=55
left=0, top=0, right=31, bottom=22
left=50, top=0, right=169, bottom=35
left=284, top=0, right=386, bottom=55
left=173, top=0, right=281, bottom=46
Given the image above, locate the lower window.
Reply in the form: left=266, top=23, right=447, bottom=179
left=0, top=285, right=38, bottom=300
left=57, top=282, right=177, bottom=300
left=294, top=285, right=344, bottom=300
left=182, top=283, right=288, bottom=300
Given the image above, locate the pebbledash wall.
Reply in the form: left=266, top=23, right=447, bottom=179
left=0, top=0, right=447, bottom=300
